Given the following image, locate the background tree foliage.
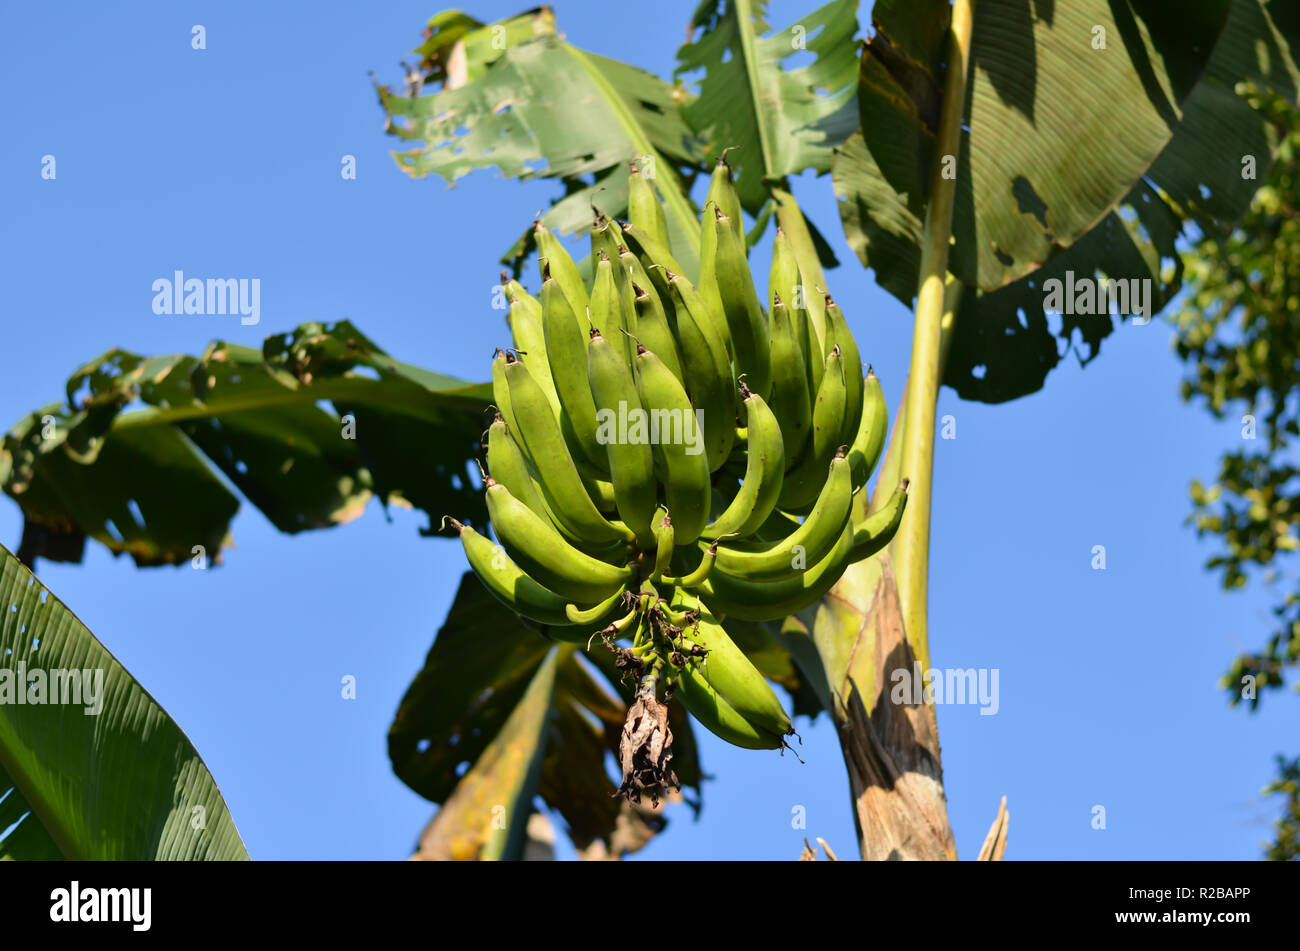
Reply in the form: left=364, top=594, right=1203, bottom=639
left=1173, top=90, right=1300, bottom=859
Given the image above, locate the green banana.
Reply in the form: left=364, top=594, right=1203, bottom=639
left=485, top=412, right=548, bottom=519
left=634, top=342, right=711, bottom=545
left=660, top=541, right=719, bottom=588
left=778, top=344, right=847, bottom=511
left=703, top=383, right=784, bottom=538
left=503, top=281, right=562, bottom=421
left=622, top=220, right=689, bottom=322
left=673, top=666, right=787, bottom=750
left=628, top=161, right=671, bottom=252
left=705, top=151, right=744, bottom=244
left=824, top=293, right=864, bottom=449
left=535, top=220, right=588, bottom=317
left=628, top=276, right=683, bottom=383
left=502, top=353, right=631, bottom=545
left=673, top=597, right=791, bottom=739
left=491, top=347, right=522, bottom=438
left=768, top=293, right=812, bottom=465
left=770, top=228, right=822, bottom=399
left=587, top=328, right=657, bottom=546
left=698, top=518, right=856, bottom=622
left=589, top=252, right=626, bottom=343
left=850, top=479, right=908, bottom=561
left=651, top=505, right=674, bottom=580
left=565, top=584, right=628, bottom=625
left=449, top=517, right=575, bottom=627
left=661, top=268, right=735, bottom=471
left=711, top=205, right=771, bottom=399
left=712, top=452, right=853, bottom=582
left=541, top=272, right=607, bottom=472
left=848, top=369, right=888, bottom=490
left=590, top=214, right=624, bottom=275
left=485, top=477, right=633, bottom=603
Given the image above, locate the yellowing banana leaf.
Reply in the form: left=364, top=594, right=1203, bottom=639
left=1, top=321, right=492, bottom=567
left=675, top=0, right=861, bottom=214
left=378, top=7, right=705, bottom=276
left=0, top=543, right=247, bottom=859
left=412, top=646, right=560, bottom=861
left=391, top=572, right=699, bottom=859
left=836, top=0, right=1300, bottom=403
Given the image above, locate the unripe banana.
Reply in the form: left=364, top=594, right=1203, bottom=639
left=705, top=151, right=744, bottom=244
left=590, top=214, right=624, bottom=275
left=589, top=252, right=626, bottom=343
left=673, top=598, right=792, bottom=739
left=824, top=293, right=864, bottom=449
left=673, top=663, right=785, bottom=749
left=768, top=293, right=812, bottom=465
left=628, top=161, right=671, bottom=253
left=698, top=517, right=856, bottom=621
left=587, top=328, right=657, bottom=546
left=848, top=369, right=888, bottom=490
left=502, top=353, right=631, bottom=545
left=771, top=228, right=821, bottom=397
left=703, top=383, right=784, bottom=539
left=651, top=505, right=674, bottom=580
left=712, top=206, right=771, bottom=399
left=565, top=584, right=628, bottom=625
left=712, top=452, right=853, bottom=582
left=660, top=540, right=718, bottom=588
left=634, top=342, right=711, bottom=545
left=502, top=281, right=562, bottom=422
left=485, top=477, right=633, bottom=603
left=491, top=347, right=523, bottom=438
left=850, top=479, right=908, bottom=561
left=778, top=345, right=847, bottom=511
left=661, top=269, right=735, bottom=472
left=627, top=276, right=683, bottom=383
left=449, top=517, right=577, bottom=627
left=461, top=184, right=904, bottom=759
left=541, top=273, right=607, bottom=472
left=535, top=221, right=588, bottom=317
left=486, top=413, right=549, bottom=521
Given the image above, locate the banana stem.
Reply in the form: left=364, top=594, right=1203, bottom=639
left=890, top=1, right=975, bottom=673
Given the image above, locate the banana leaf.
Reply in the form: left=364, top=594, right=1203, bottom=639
left=378, top=7, right=706, bottom=276
left=835, top=0, right=1300, bottom=402
left=0, top=543, right=247, bottom=859
left=1, top=321, right=492, bottom=567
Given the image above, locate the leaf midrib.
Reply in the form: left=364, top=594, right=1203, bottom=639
left=562, top=43, right=701, bottom=258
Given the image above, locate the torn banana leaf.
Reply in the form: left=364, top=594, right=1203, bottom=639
left=0, top=320, right=491, bottom=567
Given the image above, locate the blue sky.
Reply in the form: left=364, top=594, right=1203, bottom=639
left=1, top=1, right=1292, bottom=860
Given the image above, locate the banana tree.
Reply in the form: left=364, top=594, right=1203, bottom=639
left=5, top=0, right=1299, bottom=860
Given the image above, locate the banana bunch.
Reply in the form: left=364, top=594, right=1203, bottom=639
left=446, top=158, right=907, bottom=758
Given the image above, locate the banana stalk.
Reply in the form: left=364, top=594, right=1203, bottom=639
left=889, top=0, right=974, bottom=674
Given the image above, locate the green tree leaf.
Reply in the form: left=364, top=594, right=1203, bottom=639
left=0, top=544, right=247, bottom=859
